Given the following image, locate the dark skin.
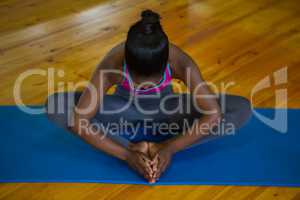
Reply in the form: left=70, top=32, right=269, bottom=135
left=69, top=42, right=221, bottom=183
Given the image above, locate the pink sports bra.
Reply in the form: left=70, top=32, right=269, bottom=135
left=121, top=62, right=172, bottom=95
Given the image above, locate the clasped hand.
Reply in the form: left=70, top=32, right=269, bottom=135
left=125, top=142, right=173, bottom=183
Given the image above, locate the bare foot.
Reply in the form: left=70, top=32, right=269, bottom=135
left=128, top=141, right=149, bottom=155
left=148, top=142, right=161, bottom=159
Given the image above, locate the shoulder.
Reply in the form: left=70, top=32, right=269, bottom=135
left=97, top=42, right=125, bottom=70
left=95, top=42, right=126, bottom=84
left=169, top=43, right=195, bottom=78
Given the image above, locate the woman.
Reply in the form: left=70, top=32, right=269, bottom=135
left=46, top=10, right=252, bottom=183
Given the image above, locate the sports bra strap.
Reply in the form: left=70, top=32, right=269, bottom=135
left=121, top=63, right=172, bottom=94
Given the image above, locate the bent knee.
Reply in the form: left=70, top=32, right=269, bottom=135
left=45, top=92, right=79, bottom=129
left=237, top=96, right=252, bottom=119
left=223, top=95, right=253, bottom=129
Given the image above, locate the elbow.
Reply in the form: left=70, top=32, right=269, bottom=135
left=69, top=113, right=96, bottom=137
left=69, top=123, right=78, bottom=133
left=210, top=108, right=222, bottom=124
left=68, top=119, right=88, bottom=137
left=68, top=119, right=79, bottom=134
left=68, top=113, right=84, bottom=135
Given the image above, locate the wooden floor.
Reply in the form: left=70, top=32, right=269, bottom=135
left=0, top=0, right=299, bottom=199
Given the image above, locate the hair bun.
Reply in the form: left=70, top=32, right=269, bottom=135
left=141, top=9, right=160, bottom=24
left=140, top=10, right=160, bottom=34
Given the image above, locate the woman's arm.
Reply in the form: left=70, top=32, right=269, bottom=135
left=150, top=44, right=222, bottom=179
left=164, top=43, right=222, bottom=153
left=70, top=43, right=128, bottom=160
left=69, top=43, right=153, bottom=180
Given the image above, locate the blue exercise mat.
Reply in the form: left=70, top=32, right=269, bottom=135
left=0, top=106, right=299, bottom=186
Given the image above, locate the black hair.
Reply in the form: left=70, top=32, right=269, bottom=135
left=125, top=10, right=169, bottom=76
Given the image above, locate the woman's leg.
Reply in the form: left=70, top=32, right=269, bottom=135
left=188, top=94, right=252, bottom=147
left=146, top=93, right=252, bottom=152
left=45, top=91, right=133, bottom=147
left=219, top=94, right=252, bottom=130
left=45, top=91, right=81, bottom=129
